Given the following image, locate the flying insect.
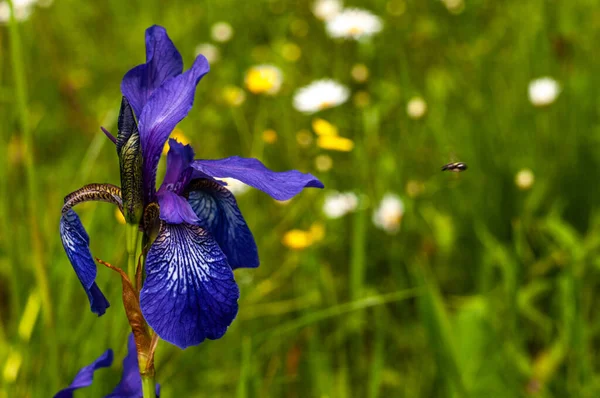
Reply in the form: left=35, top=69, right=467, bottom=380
left=441, top=162, right=468, bottom=172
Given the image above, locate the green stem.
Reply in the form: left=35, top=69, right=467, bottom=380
left=141, top=374, right=157, bottom=398
left=126, top=224, right=140, bottom=286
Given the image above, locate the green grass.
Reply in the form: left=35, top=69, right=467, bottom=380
left=2, top=0, right=600, bottom=397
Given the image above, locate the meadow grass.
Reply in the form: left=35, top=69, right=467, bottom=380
left=2, top=0, right=600, bottom=397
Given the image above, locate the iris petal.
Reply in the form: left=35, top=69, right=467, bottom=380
left=60, top=210, right=110, bottom=316
left=140, top=223, right=239, bottom=349
left=121, top=25, right=184, bottom=117
left=54, top=349, right=113, bottom=398
left=159, top=139, right=195, bottom=195
left=188, top=179, right=259, bottom=269
left=157, top=191, right=199, bottom=225
left=138, top=55, right=210, bottom=203
left=107, top=334, right=160, bottom=398
left=191, top=156, right=324, bottom=201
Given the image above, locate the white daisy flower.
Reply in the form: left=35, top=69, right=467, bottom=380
left=312, top=0, right=342, bottom=21
left=211, top=22, right=234, bottom=43
left=293, top=79, right=350, bottom=113
left=528, top=77, right=561, bottom=107
left=323, top=191, right=359, bottom=219
left=195, top=43, right=220, bottom=64
left=219, top=178, right=250, bottom=196
left=373, top=193, right=404, bottom=234
left=0, top=0, right=37, bottom=23
left=406, top=96, right=427, bottom=119
left=515, top=168, right=535, bottom=190
left=326, top=8, right=383, bottom=40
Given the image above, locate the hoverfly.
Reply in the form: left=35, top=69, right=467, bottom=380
left=441, top=162, right=468, bottom=172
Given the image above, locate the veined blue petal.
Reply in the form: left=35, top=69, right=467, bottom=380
left=107, top=334, right=160, bottom=398
left=159, top=139, right=195, bottom=195
left=60, top=210, right=110, bottom=316
left=140, top=223, right=239, bottom=349
left=157, top=191, right=199, bottom=225
left=191, top=156, right=324, bottom=201
left=121, top=25, right=184, bottom=118
left=188, top=179, right=259, bottom=269
left=139, top=55, right=210, bottom=203
left=54, top=349, right=113, bottom=398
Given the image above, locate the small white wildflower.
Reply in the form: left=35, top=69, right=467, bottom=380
left=326, top=8, right=383, bottom=40
left=293, top=79, right=350, bottom=113
left=406, top=97, right=427, bottom=119
left=195, top=43, right=220, bottom=64
left=312, top=0, right=342, bottom=21
left=441, top=0, right=465, bottom=14
left=211, top=22, right=234, bottom=43
left=515, top=168, right=535, bottom=190
left=373, top=193, right=404, bottom=234
left=528, top=77, right=561, bottom=107
left=219, top=178, right=250, bottom=196
left=0, top=0, right=37, bottom=23
left=323, top=191, right=359, bottom=219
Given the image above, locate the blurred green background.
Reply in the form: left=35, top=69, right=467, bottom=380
left=2, top=0, right=600, bottom=397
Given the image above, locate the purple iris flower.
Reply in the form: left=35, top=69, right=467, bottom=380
left=55, top=334, right=160, bottom=398
left=60, top=25, right=323, bottom=349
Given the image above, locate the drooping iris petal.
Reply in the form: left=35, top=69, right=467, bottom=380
left=157, top=191, right=199, bottom=225
left=60, top=210, right=110, bottom=315
left=107, top=334, right=160, bottom=398
left=191, top=156, right=324, bottom=201
left=54, top=349, right=113, bottom=398
left=159, top=139, right=195, bottom=195
left=138, top=55, right=210, bottom=203
left=121, top=25, right=184, bottom=117
left=188, top=179, right=259, bottom=269
left=140, top=223, right=239, bottom=349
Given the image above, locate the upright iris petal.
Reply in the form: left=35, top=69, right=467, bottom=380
left=60, top=210, right=110, bottom=315
left=121, top=25, right=184, bottom=117
left=140, top=223, right=240, bottom=349
left=54, top=349, right=113, bottom=398
left=191, top=156, right=324, bottom=200
left=137, top=55, right=209, bottom=203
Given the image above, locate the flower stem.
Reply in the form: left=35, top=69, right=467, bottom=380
left=141, top=374, right=157, bottom=398
left=126, top=223, right=140, bottom=286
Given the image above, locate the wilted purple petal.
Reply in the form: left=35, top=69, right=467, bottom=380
left=139, top=55, right=210, bottom=203
left=157, top=191, right=199, bottom=225
left=60, top=210, right=110, bottom=315
left=121, top=25, right=184, bottom=117
left=191, top=156, right=324, bottom=201
left=107, top=334, right=160, bottom=398
left=54, top=349, right=113, bottom=398
left=188, top=179, right=259, bottom=269
left=159, top=139, right=195, bottom=195
left=140, top=223, right=239, bottom=349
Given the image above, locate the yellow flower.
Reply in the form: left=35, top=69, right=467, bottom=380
left=282, top=229, right=314, bottom=250
left=315, top=154, right=333, bottom=172
left=309, top=223, right=325, bottom=242
left=317, top=135, right=354, bottom=152
left=245, top=65, right=283, bottom=95
left=223, top=85, right=246, bottom=107
left=262, top=129, right=278, bottom=144
left=296, top=129, right=313, bottom=148
left=281, top=42, right=302, bottom=62
left=351, top=63, right=369, bottom=83
left=115, top=208, right=126, bottom=225
left=312, top=118, right=338, bottom=136
left=162, top=128, right=191, bottom=155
